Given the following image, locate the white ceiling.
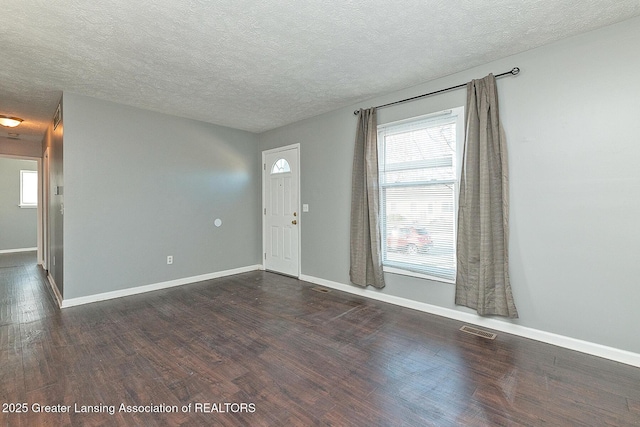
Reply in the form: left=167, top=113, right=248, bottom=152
left=1, top=1, right=639, bottom=143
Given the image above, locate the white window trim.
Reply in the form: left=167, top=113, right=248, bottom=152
left=383, top=265, right=456, bottom=284
left=19, top=169, right=38, bottom=208
left=378, top=107, right=464, bottom=283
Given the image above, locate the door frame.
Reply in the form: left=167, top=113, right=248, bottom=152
left=42, top=147, right=50, bottom=270
left=262, top=143, right=301, bottom=277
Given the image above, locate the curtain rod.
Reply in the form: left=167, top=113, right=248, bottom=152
left=353, top=67, right=520, bottom=115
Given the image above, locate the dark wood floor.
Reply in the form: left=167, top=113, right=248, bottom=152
left=1, top=252, right=639, bottom=426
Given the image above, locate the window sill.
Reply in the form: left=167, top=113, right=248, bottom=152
left=383, top=265, right=455, bottom=285
left=19, top=204, right=37, bottom=209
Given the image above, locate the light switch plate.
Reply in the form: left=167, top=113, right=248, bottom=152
left=303, top=204, right=309, bottom=212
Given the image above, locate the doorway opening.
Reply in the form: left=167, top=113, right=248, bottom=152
left=0, top=155, right=42, bottom=264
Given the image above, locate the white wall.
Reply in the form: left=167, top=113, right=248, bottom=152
left=260, top=16, right=640, bottom=354
left=62, top=93, right=262, bottom=300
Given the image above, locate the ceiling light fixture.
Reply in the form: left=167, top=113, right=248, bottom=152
left=0, top=115, right=24, bottom=127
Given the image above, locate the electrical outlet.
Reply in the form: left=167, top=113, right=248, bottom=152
left=167, top=255, right=173, bottom=265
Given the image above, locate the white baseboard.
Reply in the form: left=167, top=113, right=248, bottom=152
left=299, top=274, right=640, bottom=368
left=47, top=274, right=63, bottom=308
left=0, top=247, right=37, bottom=254
left=61, top=265, right=263, bottom=308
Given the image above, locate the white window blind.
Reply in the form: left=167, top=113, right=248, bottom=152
left=20, top=170, right=38, bottom=208
left=378, top=108, right=463, bottom=282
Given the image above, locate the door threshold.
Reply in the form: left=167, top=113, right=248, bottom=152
left=264, top=269, right=300, bottom=279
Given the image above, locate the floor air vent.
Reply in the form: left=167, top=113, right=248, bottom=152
left=311, top=287, right=331, bottom=293
left=459, top=325, right=497, bottom=340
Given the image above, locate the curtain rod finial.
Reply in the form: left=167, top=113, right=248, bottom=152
left=511, top=67, right=520, bottom=75
left=353, top=110, right=359, bottom=115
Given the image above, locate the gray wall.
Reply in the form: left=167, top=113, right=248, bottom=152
left=259, top=16, right=640, bottom=354
left=0, top=157, right=38, bottom=251
left=62, top=93, right=261, bottom=299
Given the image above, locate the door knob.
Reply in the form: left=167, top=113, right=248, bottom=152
left=292, top=220, right=297, bottom=225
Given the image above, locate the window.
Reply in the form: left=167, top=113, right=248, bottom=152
left=20, top=170, right=38, bottom=208
left=271, top=158, right=291, bottom=174
left=378, top=108, right=463, bottom=282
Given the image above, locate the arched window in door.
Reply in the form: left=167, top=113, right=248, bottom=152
left=271, top=158, right=291, bottom=174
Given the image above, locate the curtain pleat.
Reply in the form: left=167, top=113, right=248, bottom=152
left=350, top=108, right=385, bottom=289
left=456, top=75, right=518, bottom=318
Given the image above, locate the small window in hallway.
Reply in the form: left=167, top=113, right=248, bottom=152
left=20, top=170, right=37, bottom=208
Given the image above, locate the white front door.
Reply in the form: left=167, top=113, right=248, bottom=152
left=263, top=145, right=300, bottom=276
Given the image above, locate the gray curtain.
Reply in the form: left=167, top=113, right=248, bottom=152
left=456, top=74, right=518, bottom=318
left=350, top=108, right=385, bottom=288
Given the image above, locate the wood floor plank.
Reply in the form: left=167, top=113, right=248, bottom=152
left=1, top=252, right=639, bottom=426
left=0, top=347, right=26, bottom=403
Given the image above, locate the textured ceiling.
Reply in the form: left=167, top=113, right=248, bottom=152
left=1, top=1, right=640, bottom=143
